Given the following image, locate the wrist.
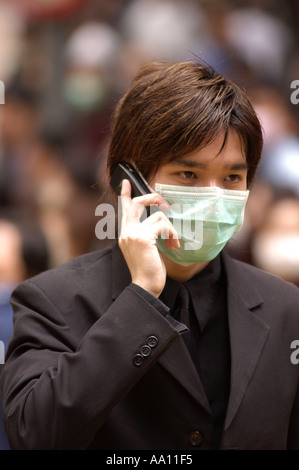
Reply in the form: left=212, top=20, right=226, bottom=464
left=130, top=284, right=169, bottom=316
left=131, top=279, right=162, bottom=298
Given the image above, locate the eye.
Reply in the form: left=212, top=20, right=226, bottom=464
left=225, top=174, right=241, bottom=183
left=179, top=171, right=196, bottom=180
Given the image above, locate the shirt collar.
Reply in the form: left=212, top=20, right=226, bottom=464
left=185, top=254, right=222, bottom=291
left=160, top=255, right=222, bottom=318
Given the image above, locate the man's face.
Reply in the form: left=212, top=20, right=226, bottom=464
left=149, top=130, right=248, bottom=191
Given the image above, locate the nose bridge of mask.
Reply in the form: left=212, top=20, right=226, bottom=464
left=155, top=183, right=249, bottom=200
left=155, top=184, right=249, bottom=223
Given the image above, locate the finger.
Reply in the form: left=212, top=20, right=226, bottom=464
left=125, top=200, right=149, bottom=222
left=120, top=179, right=131, bottom=207
left=133, top=192, right=170, bottom=210
left=120, top=180, right=149, bottom=235
left=119, top=179, right=132, bottom=236
left=141, top=211, right=180, bottom=247
left=153, top=220, right=180, bottom=249
left=142, top=210, right=177, bottom=235
left=165, top=237, right=180, bottom=250
left=124, top=191, right=166, bottom=223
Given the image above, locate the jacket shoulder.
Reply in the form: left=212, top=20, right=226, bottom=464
left=38, top=244, right=111, bottom=278
left=13, top=244, right=114, bottom=305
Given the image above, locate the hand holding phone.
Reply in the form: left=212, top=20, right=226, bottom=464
left=110, top=162, right=180, bottom=297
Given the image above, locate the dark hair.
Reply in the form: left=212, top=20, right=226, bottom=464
left=107, top=60, right=263, bottom=187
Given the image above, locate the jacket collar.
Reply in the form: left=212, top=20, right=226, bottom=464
left=221, top=250, right=264, bottom=310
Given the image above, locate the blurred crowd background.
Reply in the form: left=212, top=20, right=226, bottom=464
left=0, top=0, right=299, bottom=449
left=0, top=0, right=299, bottom=290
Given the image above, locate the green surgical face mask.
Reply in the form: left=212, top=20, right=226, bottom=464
left=155, top=183, right=249, bottom=265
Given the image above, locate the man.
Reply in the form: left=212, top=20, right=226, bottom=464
left=1, top=60, right=299, bottom=450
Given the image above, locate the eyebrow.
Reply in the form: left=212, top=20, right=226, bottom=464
left=168, top=158, right=248, bottom=171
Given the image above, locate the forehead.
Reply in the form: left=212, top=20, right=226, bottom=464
left=166, top=130, right=247, bottom=168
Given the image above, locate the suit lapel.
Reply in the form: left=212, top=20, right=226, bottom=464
left=222, top=252, right=270, bottom=431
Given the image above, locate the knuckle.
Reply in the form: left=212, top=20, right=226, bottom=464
left=152, top=210, right=166, bottom=221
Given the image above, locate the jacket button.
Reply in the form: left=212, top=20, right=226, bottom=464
left=140, top=345, right=151, bottom=357
left=147, top=336, right=158, bottom=348
left=133, top=354, right=144, bottom=367
left=188, top=431, right=203, bottom=447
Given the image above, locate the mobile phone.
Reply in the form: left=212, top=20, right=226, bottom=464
left=110, top=162, right=158, bottom=217
left=110, top=162, right=153, bottom=198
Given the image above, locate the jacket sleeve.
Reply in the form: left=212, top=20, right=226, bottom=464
left=0, top=279, right=180, bottom=449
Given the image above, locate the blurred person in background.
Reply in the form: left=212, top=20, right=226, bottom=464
left=251, top=192, right=299, bottom=286
left=25, top=131, right=109, bottom=266
left=0, top=1, right=24, bottom=85
left=221, top=5, right=294, bottom=88
left=118, top=0, right=209, bottom=86
left=60, top=20, right=122, bottom=180
left=63, top=20, right=121, bottom=114
left=0, top=210, right=49, bottom=450
left=251, top=88, right=299, bottom=198
left=0, top=86, right=42, bottom=210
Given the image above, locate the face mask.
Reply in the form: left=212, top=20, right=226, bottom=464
left=155, top=183, right=249, bottom=265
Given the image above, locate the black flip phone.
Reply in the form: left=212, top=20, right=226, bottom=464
left=110, top=162, right=158, bottom=217
left=110, top=162, right=153, bottom=198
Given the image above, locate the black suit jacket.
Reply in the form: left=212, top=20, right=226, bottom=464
left=1, top=242, right=299, bottom=450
